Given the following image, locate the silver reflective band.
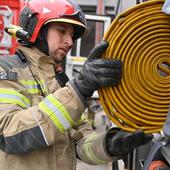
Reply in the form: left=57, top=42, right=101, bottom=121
left=39, top=94, right=74, bottom=133
left=43, top=98, right=71, bottom=130
left=0, top=88, right=30, bottom=108
left=21, top=80, right=47, bottom=94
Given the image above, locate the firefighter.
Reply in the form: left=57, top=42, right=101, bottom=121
left=0, top=0, right=152, bottom=169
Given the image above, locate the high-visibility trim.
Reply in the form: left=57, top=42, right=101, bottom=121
left=39, top=101, right=65, bottom=133
left=83, top=133, right=106, bottom=164
left=20, top=79, right=47, bottom=94
left=39, top=94, right=74, bottom=133
left=0, top=88, right=30, bottom=108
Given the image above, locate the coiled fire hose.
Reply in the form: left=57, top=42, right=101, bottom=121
left=99, top=0, right=170, bottom=133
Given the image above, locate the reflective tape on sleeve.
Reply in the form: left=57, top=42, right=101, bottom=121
left=20, top=79, right=47, bottom=94
left=83, top=133, right=106, bottom=164
left=0, top=88, right=30, bottom=108
left=38, top=94, right=74, bottom=133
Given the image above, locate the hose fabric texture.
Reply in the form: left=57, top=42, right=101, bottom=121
left=99, top=0, right=170, bottom=133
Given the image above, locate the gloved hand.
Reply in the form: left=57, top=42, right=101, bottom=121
left=105, top=128, right=153, bottom=158
left=73, top=40, right=122, bottom=98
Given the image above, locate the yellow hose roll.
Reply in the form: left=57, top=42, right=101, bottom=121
left=99, top=0, right=170, bottom=133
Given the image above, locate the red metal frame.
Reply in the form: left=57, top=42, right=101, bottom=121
left=0, top=0, right=24, bottom=54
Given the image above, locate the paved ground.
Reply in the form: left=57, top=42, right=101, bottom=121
left=77, top=159, right=124, bottom=170
left=77, top=160, right=109, bottom=170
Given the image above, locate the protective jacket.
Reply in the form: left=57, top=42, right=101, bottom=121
left=0, top=46, right=113, bottom=170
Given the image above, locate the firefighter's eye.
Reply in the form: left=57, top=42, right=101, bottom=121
left=56, top=26, right=66, bottom=34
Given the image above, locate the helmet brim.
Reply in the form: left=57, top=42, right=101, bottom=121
left=44, top=18, right=87, bottom=39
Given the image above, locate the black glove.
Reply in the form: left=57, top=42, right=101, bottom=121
left=105, top=128, right=153, bottom=158
left=73, top=40, right=122, bottom=98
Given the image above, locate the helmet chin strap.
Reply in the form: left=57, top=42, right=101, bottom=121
left=33, top=25, right=49, bottom=55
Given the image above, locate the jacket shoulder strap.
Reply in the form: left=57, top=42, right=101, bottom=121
left=0, top=50, right=29, bottom=70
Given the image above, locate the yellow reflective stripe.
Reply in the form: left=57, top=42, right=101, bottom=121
left=39, top=94, right=74, bottom=133
left=47, top=95, right=74, bottom=126
left=83, top=133, right=106, bottom=164
left=0, top=88, right=30, bottom=108
left=38, top=80, right=46, bottom=93
left=20, top=79, right=46, bottom=94
left=39, top=101, right=65, bottom=133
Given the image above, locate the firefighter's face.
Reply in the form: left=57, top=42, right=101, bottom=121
left=47, top=22, right=74, bottom=63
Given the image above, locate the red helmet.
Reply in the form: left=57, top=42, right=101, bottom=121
left=19, top=0, right=87, bottom=42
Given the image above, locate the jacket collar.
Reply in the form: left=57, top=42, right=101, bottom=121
left=17, top=46, right=56, bottom=68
